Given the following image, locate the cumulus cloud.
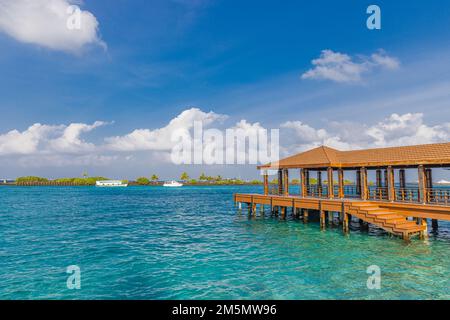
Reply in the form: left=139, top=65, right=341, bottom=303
left=0, top=121, right=107, bottom=156
left=301, top=49, right=399, bottom=83
left=0, top=0, right=105, bottom=53
left=281, top=113, right=450, bottom=155
left=105, top=108, right=228, bottom=151
left=1, top=110, right=449, bottom=169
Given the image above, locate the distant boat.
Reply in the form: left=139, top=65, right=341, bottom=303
left=163, top=180, right=183, bottom=187
left=436, top=179, right=450, bottom=185
left=96, top=180, right=128, bottom=187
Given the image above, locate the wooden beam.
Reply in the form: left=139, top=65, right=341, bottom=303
left=418, top=165, right=426, bottom=204
left=300, top=169, right=307, bottom=197
left=283, top=169, right=289, bottom=196
left=263, top=171, right=269, bottom=195
left=387, top=166, right=395, bottom=201
left=338, top=168, right=344, bottom=198
left=360, top=167, right=368, bottom=200
left=278, top=169, right=283, bottom=195
left=317, top=171, right=322, bottom=196
left=327, top=167, right=334, bottom=199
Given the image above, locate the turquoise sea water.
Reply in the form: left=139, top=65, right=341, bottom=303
left=0, top=185, right=449, bottom=300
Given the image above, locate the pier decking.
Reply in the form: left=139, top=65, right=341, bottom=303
left=234, top=142, right=450, bottom=240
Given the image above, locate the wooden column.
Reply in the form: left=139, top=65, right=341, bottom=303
left=376, top=169, right=382, bottom=188
left=360, top=167, right=368, bottom=200
left=343, top=213, right=349, bottom=234
left=263, top=171, right=269, bottom=195
left=305, top=169, right=310, bottom=196
left=387, top=166, right=395, bottom=201
left=327, top=167, right=334, bottom=199
left=300, top=169, right=307, bottom=197
left=338, top=168, right=344, bottom=198
left=283, top=169, right=289, bottom=196
left=418, top=165, right=426, bottom=204
left=426, top=168, right=433, bottom=202
left=399, top=169, right=406, bottom=189
left=303, top=209, right=309, bottom=223
left=317, top=171, right=322, bottom=196
left=320, top=210, right=326, bottom=229
left=356, top=169, right=361, bottom=196
left=277, top=169, right=283, bottom=195
left=384, top=169, right=389, bottom=188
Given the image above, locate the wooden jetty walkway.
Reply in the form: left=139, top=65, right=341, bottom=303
left=234, top=143, right=450, bottom=240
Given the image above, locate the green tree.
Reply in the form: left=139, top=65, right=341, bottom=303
left=199, top=172, right=207, bottom=181
left=136, top=177, right=150, bottom=185
left=180, top=172, right=189, bottom=181
left=151, top=174, right=159, bottom=182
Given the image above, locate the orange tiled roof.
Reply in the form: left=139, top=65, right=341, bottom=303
left=258, top=142, right=450, bottom=169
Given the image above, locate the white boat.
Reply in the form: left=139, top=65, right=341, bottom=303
left=436, top=179, right=450, bottom=185
left=163, top=180, right=183, bottom=187
left=96, top=180, right=128, bottom=187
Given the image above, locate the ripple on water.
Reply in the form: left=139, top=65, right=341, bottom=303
left=0, top=185, right=449, bottom=299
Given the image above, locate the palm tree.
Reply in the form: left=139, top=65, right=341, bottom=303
left=151, top=174, right=159, bottom=182
left=180, top=172, right=189, bottom=181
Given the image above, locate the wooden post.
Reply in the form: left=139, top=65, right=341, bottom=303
left=419, top=218, right=428, bottom=239
left=300, top=169, right=307, bottom=197
left=418, top=165, right=426, bottom=204
left=360, top=167, right=368, bottom=200
left=338, top=168, right=344, bottom=198
left=376, top=169, right=382, bottom=188
left=281, top=206, right=286, bottom=219
left=327, top=167, right=334, bottom=199
left=426, top=168, right=433, bottom=202
left=305, top=170, right=310, bottom=196
left=303, top=209, right=309, bottom=223
left=387, top=166, right=395, bottom=201
left=376, top=169, right=382, bottom=199
left=432, top=219, right=438, bottom=230
left=263, top=171, right=269, bottom=195
left=356, top=169, right=361, bottom=196
left=277, top=169, right=283, bottom=195
left=317, top=171, right=322, bottom=196
left=320, top=210, right=326, bottom=229
left=343, top=213, right=349, bottom=234
left=283, top=169, right=289, bottom=196
left=328, top=211, right=333, bottom=225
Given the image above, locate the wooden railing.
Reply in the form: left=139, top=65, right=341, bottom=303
left=306, top=185, right=328, bottom=198
left=426, top=188, right=450, bottom=205
left=368, top=186, right=389, bottom=201
left=395, top=187, right=420, bottom=203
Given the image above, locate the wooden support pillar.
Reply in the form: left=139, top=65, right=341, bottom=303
left=399, top=169, right=406, bottom=189
left=418, top=165, right=426, bottom=204
left=303, top=209, right=309, bottom=223
left=426, top=168, right=433, bottom=202
left=338, top=168, right=344, bottom=198
left=263, top=171, right=269, bottom=195
left=432, top=219, right=438, bottom=230
left=343, top=213, right=349, bottom=234
left=328, top=211, right=333, bottom=225
left=356, top=169, right=361, bottom=196
left=317, top=171, right=322, bottom=196
left=300, top=169, right=307, bottom=197
left=419, top=218, right=428, bottom=239
left=327, top=167, right=334, bottom=199
left=277, top=169, right=283, bottom=195
left=387, top=166, right=395, bottom=201
left=320, top=210, right=326, bottom=229
left=376, top=169, right=382, bottom=188
left=360, top=167, right=368, bottom=200
left=281, top=207, right=286, bottom=219
left=283, top=169, right=289, bottom=196
left=384, top=169, right=389, bottom=188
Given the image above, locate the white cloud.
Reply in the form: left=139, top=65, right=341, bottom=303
left=301, top=49, right=399, bottom=83
left=0, top=0, right=105, bottom=53
left=0, top=121, right=107, bottom=156
left=1, top=111, right=449, bottom=169
left=281, top=113, right=450, bottom=154
left=105, top=108, right=227, bottom=151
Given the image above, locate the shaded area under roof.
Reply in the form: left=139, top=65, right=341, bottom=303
left=258, top=142, right=450, bottom=169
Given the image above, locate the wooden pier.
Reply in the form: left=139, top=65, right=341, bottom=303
left=234, top=143, right=450, bottom=240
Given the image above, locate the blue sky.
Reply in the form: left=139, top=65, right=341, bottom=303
left=1, top=0, right=450, bottom=180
